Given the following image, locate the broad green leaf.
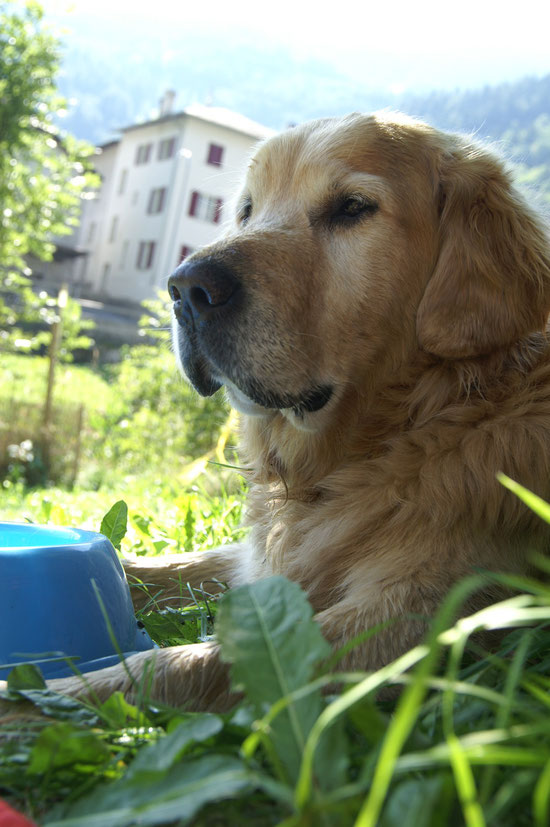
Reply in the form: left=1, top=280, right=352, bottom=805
left=47, top=755, right=255, bottom=827
left=100, top=500, right=128, bottom=550
left=379, top=775, right=455, bottom=827
left=124, top=714, right=223, bottom=778
left=98, top=691, right=149, bottom=729
left=217, top=576, right=329, bottom=708
left=28, top=722, right=110, bottom=774
left=9, top=689, right=99, bottom=726
left=216, top=576, right=330, bottom=781
left=7, top=663, right=46, bottom=690
left=140, top=608, right=202, bottom=646
left=132, top=513, right=152, bottom=534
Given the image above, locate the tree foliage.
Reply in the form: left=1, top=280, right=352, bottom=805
left=0, top=0, right=97, bottom=355
left=401, top=77, right=550, bottom=203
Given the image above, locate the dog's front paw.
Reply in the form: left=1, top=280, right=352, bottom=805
left=45, top=641, right=237, bottom=711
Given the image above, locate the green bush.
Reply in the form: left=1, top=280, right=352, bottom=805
left=0, top=337, right=231, bottom=491
left=91, top=343, right=230, bottom=484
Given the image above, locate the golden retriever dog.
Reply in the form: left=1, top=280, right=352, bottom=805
left=37, top=113, right=550, bottom=708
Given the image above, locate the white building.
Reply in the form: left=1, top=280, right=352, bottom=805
left=50, top=99, right=273, bottom=308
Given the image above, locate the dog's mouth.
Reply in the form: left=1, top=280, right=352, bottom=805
left=232, top=378, right=333, bottom=418
left=174, top=319, right=333, bottom=417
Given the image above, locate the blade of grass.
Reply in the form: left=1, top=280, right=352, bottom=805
left=479, top=630, right=533, bottom=805
left=442, top=615, right=486, bottom=826
left=497, top=473, right=550, bottom=523
left=352, top=576, right=483, bottom=827
left=534, top=758, right=550, bottom=827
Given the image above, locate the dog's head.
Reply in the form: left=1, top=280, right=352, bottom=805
left=168, top=113, right=550, bottom=430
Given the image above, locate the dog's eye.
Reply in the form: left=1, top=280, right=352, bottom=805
left=331, top=196, right=379, bottom=226
left=240, top=200, right=252, bottom=225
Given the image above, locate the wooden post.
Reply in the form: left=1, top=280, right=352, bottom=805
left=70, top=404, right=85, bottom=488
left=42, top=285, right=68, bottom=472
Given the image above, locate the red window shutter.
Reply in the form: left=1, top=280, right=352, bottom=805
left=179, top=245, right=192, bottom=263
left=189, top=191, right=199, bottom=217
left=207, top=144, right=224, bottom=166
left=213, top=198, right=223, bottom=224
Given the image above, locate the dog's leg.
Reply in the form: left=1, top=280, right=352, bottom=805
left=314, top=591, right=435, bottom=675
left=42, top=590, right=425, bottom=713
left=123, top=542, right=249, bottom=611
left=44, top=641, right=239, bottom=711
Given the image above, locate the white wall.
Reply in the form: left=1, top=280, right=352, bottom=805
left=78, top=109, right=272, bottom=305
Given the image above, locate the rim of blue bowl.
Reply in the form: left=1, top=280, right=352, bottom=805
left=0, top=521, right=107, bottom=550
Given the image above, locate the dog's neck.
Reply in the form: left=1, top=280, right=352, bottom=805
left=238, top=333, right=550, bottom=497
left=239, top=381, right=412, bottom=494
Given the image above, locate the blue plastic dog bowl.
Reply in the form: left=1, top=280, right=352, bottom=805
left=0, top=522, right=155, bottom=679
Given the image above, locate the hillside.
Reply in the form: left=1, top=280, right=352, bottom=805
left=52, top=19, right=550, bottom=203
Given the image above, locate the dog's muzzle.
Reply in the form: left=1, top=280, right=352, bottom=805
left=168, top=257, right=241, bottom=326
left=168, top=255, right=333, bottom=415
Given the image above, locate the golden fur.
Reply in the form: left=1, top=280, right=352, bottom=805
left=21, top=113, right=550, bottom=709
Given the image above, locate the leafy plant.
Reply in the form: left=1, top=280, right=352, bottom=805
left=2, top=479, right=550, bottom=826
left=0, top=1, right=98, bottom=357
left=2, top=550, right=550, bottom=826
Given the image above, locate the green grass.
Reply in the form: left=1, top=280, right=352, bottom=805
left=0, top=348, right=231, bottom=488
left=1, top=481, right=550, bottom=826
left=0, top=352, right=116, bottom=414
left=1, top=477, right=247, bottom=556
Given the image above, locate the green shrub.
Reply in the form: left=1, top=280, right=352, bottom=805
left=91, top=343, right=230, bottom=485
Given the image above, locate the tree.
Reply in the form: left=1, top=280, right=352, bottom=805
left=0, top=0, right=97, bottom=356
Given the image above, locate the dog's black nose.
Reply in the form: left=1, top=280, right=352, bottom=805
left=168, top=258, right=240, bottom=322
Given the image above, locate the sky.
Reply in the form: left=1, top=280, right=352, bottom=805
left=43, top=0, right=550, bottom=93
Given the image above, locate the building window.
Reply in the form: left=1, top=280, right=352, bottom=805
left=188, top=191, right=223, bottom=224
left=179, top=244, right=194, bottom=264
left=119, top=240, right=129, bottom=269
left=135, top=143, right=152, bottom=165
left=109, top=215, right=118, bottom=242
left=77, top=256, right=88, bottom=282
left=118, top=168, right=128, bottom=195
left=158, top=137, right=176, bottom=160
left=136, top=241, right=156, bottom=270
left=207, top=143, right=224, bottom=167
left=131, top=190, right=139, bottom=206
left=147, top=187, right=167, bottom=214
left=100, top=263, right=111, bottom=292
left=86, top=221, right=96, bottom=244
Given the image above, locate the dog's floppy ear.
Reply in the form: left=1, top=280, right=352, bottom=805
left=416, top=140, right=550, bottom=359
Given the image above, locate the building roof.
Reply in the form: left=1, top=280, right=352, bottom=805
left=121, top=103, right=275, bottom=141
left=184, top=103, right=275, bottom=140
left=97, top=139, right=120, bottom=151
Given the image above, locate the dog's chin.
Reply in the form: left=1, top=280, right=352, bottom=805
left=224, top=380, right=272, bottom=416
left=225, top=378, right=335, bottom=432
